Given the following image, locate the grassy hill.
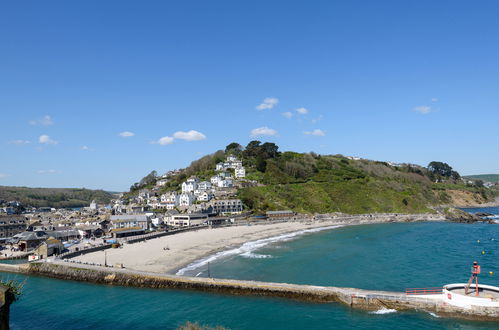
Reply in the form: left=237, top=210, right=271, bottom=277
left=463, top=174, right=499, bottom=183
left=130, top=142, right=496, bottom=214
left=0, top=186, right=114, bottom=208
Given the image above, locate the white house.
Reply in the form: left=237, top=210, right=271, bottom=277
left=161, top=192, right=179, bottom=204
left=182, top=177, right=199, bottom=193
left=179, top=193, right=196, bottom=206
left=210, top=175, right=221, bottom=185
left=156, top=179, right=168, bottom=187
left=197, top=191, right=214, bottom=202
left=197, top=181, right=212, bottom=191
left=89, top=200, right=97, bottom=210
left=217, top=179, right=233, bottom=188
left=235, top=167, right=246, bottom=178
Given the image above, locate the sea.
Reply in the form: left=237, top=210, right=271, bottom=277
left=2, top=207, right=499, bottom=329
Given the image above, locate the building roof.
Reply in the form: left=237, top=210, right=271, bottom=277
left=110, top=227, right=144, bottom=233
left=266, top=210, right=294, bottom=215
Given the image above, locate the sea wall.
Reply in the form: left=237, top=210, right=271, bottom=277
left=26, top=262, right=499, bottom=321
left=0, top=285, right=10, bottom=330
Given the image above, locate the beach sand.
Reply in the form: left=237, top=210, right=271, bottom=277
left=72, top=220, right=344, bottom=274
left=71, top=214, right=444, bottom=275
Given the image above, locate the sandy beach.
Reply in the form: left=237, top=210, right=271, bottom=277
left=71, top=213, right=445, bottom=275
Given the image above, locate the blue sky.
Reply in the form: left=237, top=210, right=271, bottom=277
left=1, top=0, right=499, bottom=191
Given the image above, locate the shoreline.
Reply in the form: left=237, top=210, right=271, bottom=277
left=70, top=213, right=446, bottom=275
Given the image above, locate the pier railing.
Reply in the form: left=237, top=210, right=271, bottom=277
left=405, top=287, right=443, bottom=295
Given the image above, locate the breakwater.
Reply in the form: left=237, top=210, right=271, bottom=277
left=9, top=261, right=497, bottom=321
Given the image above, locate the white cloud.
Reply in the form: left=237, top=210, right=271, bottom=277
left=0, top=173, right=9, bottom=179
left=304, top=129, right=326, bottom=136
left=158, top=136, right=174, bottom=145
left=413, top=105, right=432, bottom=114
left=30, top=115, right=54, bottom=126
left=431, top=97, right=439, bottom=102
left=37, top=169, right=57, bottom=174
left=173, top=130, right=207, bottom=141
left=9, top=140, right=31, bottom=145
left=256, top=97, right=279, bottom=111
left=295, top=107, right=308, bottom=115
left=119, top=131, right=135, bottom=137
left=311, top=115, right=323, bottom=124
left=282, top=112, right=293, bottom=119
left=250, top=126, right=278, bottom=137
left=39, top=134, right=58, bottom=145
left=81, top=145, right=90, bottom=151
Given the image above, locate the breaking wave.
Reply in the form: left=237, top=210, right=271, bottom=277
left=176, top=225, right=342, bottom=276
left=369, top=308, right=397, bottom=315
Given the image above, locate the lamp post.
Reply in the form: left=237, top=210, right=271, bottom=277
left=104, top=250, right=107, bottom=267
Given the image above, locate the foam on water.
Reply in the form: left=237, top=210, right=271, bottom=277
left=241, top=252, right=273, bottom=259
left=369, top=308, right=398, bottom=315
left=176, top=225, right=343, bottom=275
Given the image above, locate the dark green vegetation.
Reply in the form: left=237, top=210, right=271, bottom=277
left=464, top=174, right=499, bottom=183
left=129, top=142, right=495, bottom=214
left=0, top=186, right=113, bottom=208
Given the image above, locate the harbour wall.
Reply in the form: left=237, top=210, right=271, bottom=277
left=21, top=262, right=499, bottom=321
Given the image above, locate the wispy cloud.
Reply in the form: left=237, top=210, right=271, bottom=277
left=30, top=115, right=54, bottom=126
left=157, top=136, right=174, bottom=145
left=304, top=129, right=326, bottom=136
left=119, top=131, right=135, bottom=137
left=250, top=126, right=278, bottom=137
left=0, top=173, right=9, bottom=179
left=295, top=107, right=308, bottom=115
left=431, top=97, right=439, bottom=102
left=413, top=105, right=432, bottom=114
left=39, top=134, right=58, bottom=145
left=80, top=145, right=91, bottom=151
left=9, top=140, right=31, bottom=145
left=173, top=130, right=206, bottom=141
left=282, top=112, right=293, bottom=119
left=256, top=97, right=279, bottom=111
left=37, top=169, right=57, bottom=174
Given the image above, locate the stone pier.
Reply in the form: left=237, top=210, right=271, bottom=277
left=0, top=261, right=495, bottom=321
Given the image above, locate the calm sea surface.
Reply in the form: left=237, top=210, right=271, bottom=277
left=3, top=207, right=499, bottom=329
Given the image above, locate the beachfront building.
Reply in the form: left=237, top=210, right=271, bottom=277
left=110, top=215, right=152, bottom=231
left=266, top=210, right=295, bottom=219
left=209, top=199, right=243, bottom=215
left=168, top=213, right=208, bottom=227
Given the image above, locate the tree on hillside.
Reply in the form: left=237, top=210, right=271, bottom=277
left=428, top=162, right=453, bottom=177
left=261, top=142, right=279, bottom=159
left=427, top=161, right=460, bottom=181
left=244, top=140, right=262, bottom=158
left=225, top=142, right=243, bottom=156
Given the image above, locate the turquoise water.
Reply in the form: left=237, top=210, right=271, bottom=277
left=3, top=211, right=499, bottom=329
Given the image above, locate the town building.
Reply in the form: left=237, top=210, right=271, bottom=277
left=182, top=177, right=199, bottom=193
left=169, top=213, right=208, bottom=227
left=0, top=215, right=27, bottom=240
left=209, top=199, right=243, bottom=214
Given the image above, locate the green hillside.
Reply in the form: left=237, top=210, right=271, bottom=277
left=131, top=142, right=496, bottom=214
left=463, top=174, right=499, bottom=183
left=0, top=186, right=114, bottom=208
